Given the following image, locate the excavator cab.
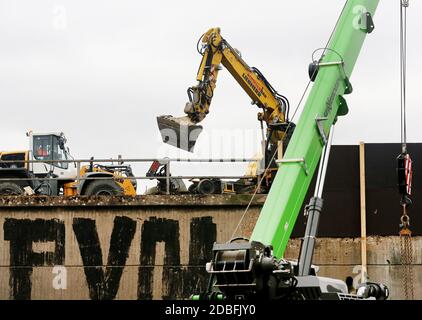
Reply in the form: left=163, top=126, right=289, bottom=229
left=157, top=115, right=203, bottom=152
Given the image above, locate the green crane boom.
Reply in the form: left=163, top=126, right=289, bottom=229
left=192, top=0, right=388, bottom=300
left=251, top=0, right=379, bottom=258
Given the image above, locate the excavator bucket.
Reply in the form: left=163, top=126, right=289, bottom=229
left=157, top=115, right=203, bottom=152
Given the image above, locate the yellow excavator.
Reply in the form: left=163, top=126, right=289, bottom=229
left=158, top=27, right=295, bottom=185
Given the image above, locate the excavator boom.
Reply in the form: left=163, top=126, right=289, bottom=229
left=158, top=28, right=288, bottom=152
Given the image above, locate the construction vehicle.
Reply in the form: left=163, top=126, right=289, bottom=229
left=144, top=160, right=187, bottom=194
left=145, top=158, right=261, bottom=195
left=0, top=131, right=137, bottom=196
left=169, top=0, right=388, bottom=300
left=188, top=176, right=258, bottom=195
left=157, top=27, right=295, bottom=188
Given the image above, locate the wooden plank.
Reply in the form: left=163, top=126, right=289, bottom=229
left=277, top=140, right=283, bottom=160
left=359, top=141, right=367, bottom=282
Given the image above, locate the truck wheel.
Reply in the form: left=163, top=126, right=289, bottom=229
left=0, top=182, right=24, bottom=195
left=188, top=183, right=197, bottom=194
left=84, top=180, right=124, bottom=196
left=197, top=179, right=215, bottom=195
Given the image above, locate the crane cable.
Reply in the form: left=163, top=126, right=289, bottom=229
left=400, top=0, right=409, bottom=154
left=398, top=0, right=414, bottom=301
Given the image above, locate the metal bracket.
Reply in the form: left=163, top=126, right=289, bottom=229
left=317, top=61, right=343, bottom=67
left=337, top=96, right=349, bottom=117
left=343, top=76, right=353, bottom=94
left=308, top=60, right=344, bottom=82
left=315, top=116, right=328, bottom=145
left=359, top=12, right=375, bottom=34
left=309, top=59, right=352, bottom=96
left=276, top=158, right=309, bottom=176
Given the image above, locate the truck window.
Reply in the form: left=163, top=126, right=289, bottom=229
left=33, top=135, right=68, bottom=169
left=34, top=136, right=52, bottom=160
left=52, top=136, right=68, bottom=169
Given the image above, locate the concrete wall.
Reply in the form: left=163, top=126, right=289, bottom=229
left=0, top=195, right=419, bottom=300
left=0, top=195, right=261, bottom=300
left=284, top=237, right=422, bottom=300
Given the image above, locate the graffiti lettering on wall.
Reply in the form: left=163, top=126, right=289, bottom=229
left=2, top=216, right=217, bottom=300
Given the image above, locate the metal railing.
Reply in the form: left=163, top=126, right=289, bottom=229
left=0, top=157, right=259, bottom=195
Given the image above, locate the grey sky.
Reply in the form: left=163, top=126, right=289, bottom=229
left=1, top=1, right=421, bottom=187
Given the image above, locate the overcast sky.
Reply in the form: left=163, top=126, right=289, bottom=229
left=1, top=1, right=421, bottom=188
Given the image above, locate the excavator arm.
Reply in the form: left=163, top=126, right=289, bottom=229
left=186, top=28, right=287, bottom=126
left=157, top=28, right=290, bottom=152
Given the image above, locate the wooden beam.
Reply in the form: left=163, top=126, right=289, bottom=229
left=359, top=141, right=367, bottom=283
left=277, top=141, right=283, bottom=160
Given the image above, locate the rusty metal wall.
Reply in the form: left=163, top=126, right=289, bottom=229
left=293, top=143, right=422, bottom=237
left=0, top=195, right=420, bottom=300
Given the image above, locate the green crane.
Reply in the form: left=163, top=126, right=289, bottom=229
left=192, top=0, right=390, bottom=300
left=252, top=0, right=378, bottom=259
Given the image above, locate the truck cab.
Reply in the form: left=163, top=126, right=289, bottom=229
left=28, top=131, right=77, bottom=181
left=0, top=132, right=77, bottom=195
